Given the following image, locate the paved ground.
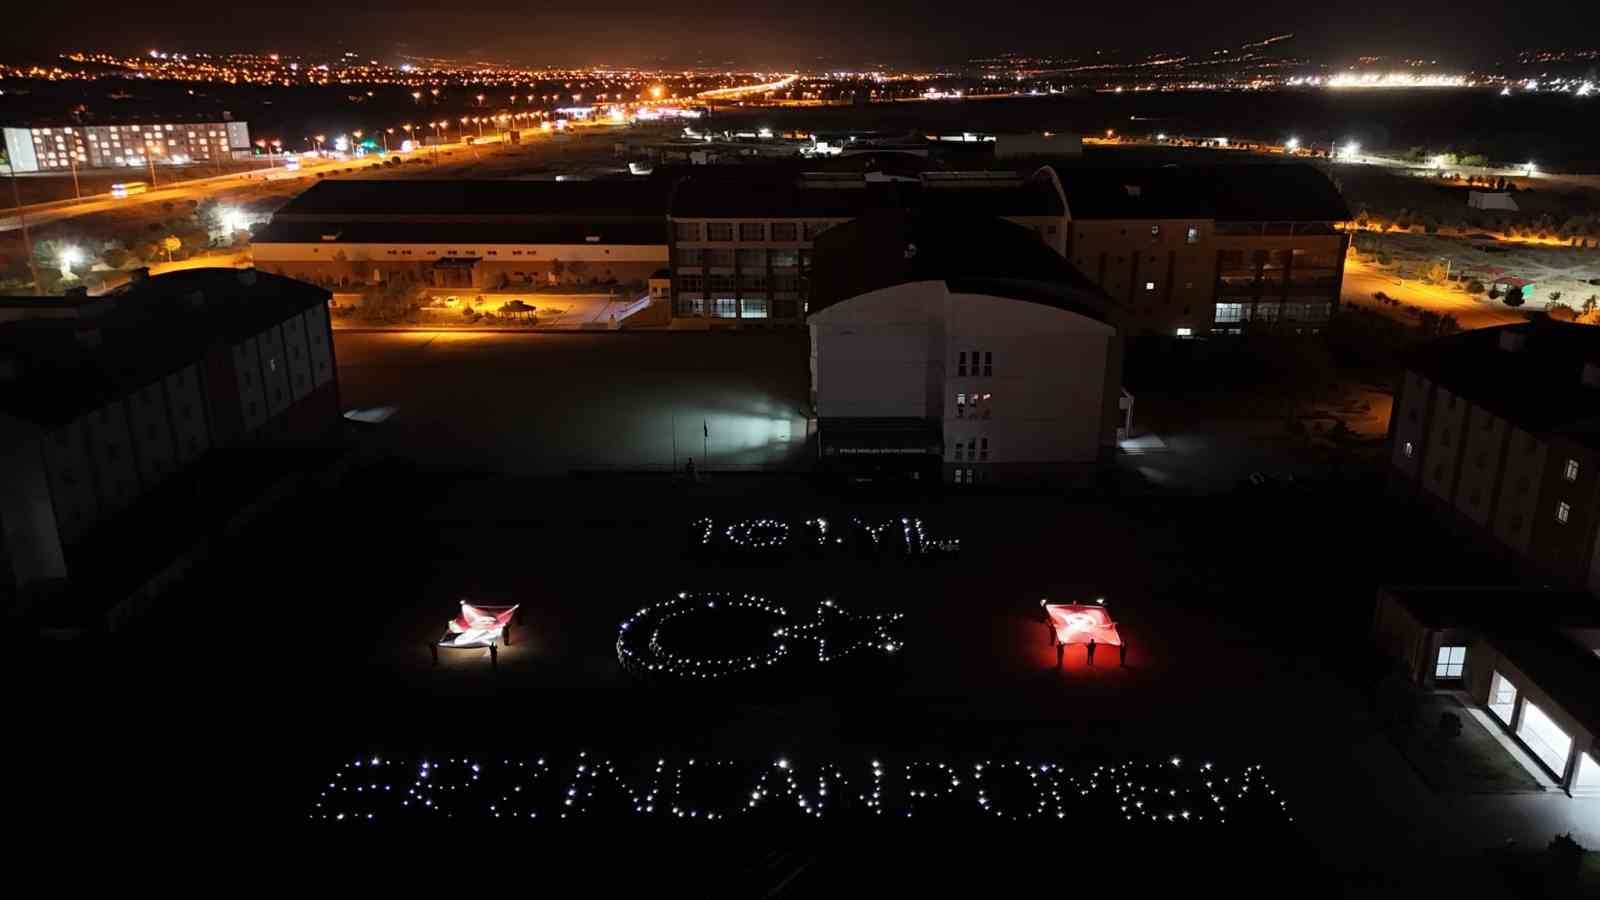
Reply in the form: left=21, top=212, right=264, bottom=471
left=1342, top=258, right=1528, bottom=330
left=334, top=330, right=813, bottom=473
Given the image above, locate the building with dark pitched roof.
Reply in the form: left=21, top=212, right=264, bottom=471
left=0, top=268, right=339, bottom=622
left=807, top=211, right=1120, bottom=484
left=1388, top=322, right=1600, bottom=594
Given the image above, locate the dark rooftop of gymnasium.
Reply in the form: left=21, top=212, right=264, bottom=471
left=1404, top=321, right=1600, bottom=444
left=0, top=268, right=329, bottom=426
left=807, top=210, right=1110, bottom=323
left=271, top=178, right=674, bottom=221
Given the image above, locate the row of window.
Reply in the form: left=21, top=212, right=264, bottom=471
left=673, top=297, right=800, bottom=319
left=678, top=248, right=803, bottom=268
left=1213, top=302, right=1331, bottom=324
left=952, top=438, right=989, bottom=462
left=674, top=221, right=838, bottom=243
left=955, top=392, right=992, bottom=418
left=957, top=351, right=993, bottom=377
left=677, top=273, right=802, bottom=292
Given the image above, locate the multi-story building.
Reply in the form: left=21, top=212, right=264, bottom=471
left=1058, top=165, right=1350, bottom=337
left=1387, top=322, right=1600, bottom=593
left=665, top=164, right=1068, bottom=328
left=0, top=268, right=338, bottom=620
left=2, top=120, right=252, bottom=172
left=253, top=179, right=672, bottom=291
left=806, top=210, right=1120, bottom=484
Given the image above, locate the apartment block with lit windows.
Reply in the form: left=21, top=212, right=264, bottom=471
left=1388, top=322, right=1600, bottom=594
left=1058, top=164, right=1350, bottom=337
left=1, top=120, right=251, bottom=172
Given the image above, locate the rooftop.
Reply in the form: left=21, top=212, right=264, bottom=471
left=668, top=168, right=1061, bottom=219
left=1050, top=163, right=1350, bottom=222
left=807, top=210, right=1111, bottom=322
left=1404, top=321, right=1600, bottom=444
left=270, top=178, right=675, bottom=222
left=253, top=219, right=666, bottom=246
left=0, top=268, right=329, bottom=426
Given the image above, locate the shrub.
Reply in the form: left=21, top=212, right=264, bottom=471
left=1488, top=287, right=1501, bottom=299
left=1547, top=303, right=1577, bottom=322
left=1503, top=286, right=1525, bottom=307
left=1437, top=711, right=1463, bottom=740
left=1549, top=290, right=1562, bottom=302
left=1465, top=279, right=1486, bottom=294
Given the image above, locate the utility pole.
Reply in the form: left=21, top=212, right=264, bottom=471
left=8, top=162, right=41, bottom=295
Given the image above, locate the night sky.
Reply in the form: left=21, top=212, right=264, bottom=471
left=4, top=1, right=1595, bottom=67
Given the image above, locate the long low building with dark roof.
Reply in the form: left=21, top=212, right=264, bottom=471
left=253, top=179, right=674, bottom=293
left=806, top=210, right=1120, bottom=484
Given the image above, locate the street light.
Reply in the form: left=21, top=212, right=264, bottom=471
left=1342, top=141, right=1361, bottom=161
left=1285, top=136, right=1301, bottom=152
left=412, top=91, right=422, bottom=104
left=1526, top=161, right=1538, bottom=176
left=58, top=245, right=84, bottom=278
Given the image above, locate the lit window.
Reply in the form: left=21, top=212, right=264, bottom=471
left=1145, top=281, right=1156, bottom=291
left=1175, top=327, right=1193, bottom=338
left=956, top=393, right=966, bottom=417
left=1403, top=441, right=1414, bottom=458
left=1186, top=226, right=1200, bottom=243
left=1149, top=224, right=1160, bottom=238
left=1564, top=458, right=1579, bottom=481
left=1435, top=645, right=1466, bottom=680
left=1556, top=501, right=1571, bottom=524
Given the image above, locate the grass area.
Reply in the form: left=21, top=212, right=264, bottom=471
left=1393, top=693, right=1544, bottom=793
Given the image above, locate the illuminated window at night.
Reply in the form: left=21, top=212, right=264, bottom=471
left=1176, top=327, right=1193, bottom=338
left=1517, top=701, right=1574, bottom=777
left=956, top=393, right=966, bottom=417
left=1186, top=226, right=1200, bottom=243
left=1214, top=303, right=1244, bottom=323
left=1556, top=501, right=1571, bottom=524
left=1488, top=672, right=1517, bottom=725
left=1145, top=281, right=1156, bottom=292
left=1564, top=458, right=1579, bottom=481
left=1403, top=441, right=1414, bottom=458
left=1434, top=645, right=1465, bottom=679
left=1149, top=224, right=1160, bottom=238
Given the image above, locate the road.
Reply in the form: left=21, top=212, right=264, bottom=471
left=1341, top=257, right=1526, bottom=329
left=0, top=126, right=559, bottom=234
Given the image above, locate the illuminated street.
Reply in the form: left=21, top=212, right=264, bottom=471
left=1341, top=257, right=1528, bottom=329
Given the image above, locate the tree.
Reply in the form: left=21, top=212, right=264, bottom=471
left=1461, top=153, right=1488, bottom=167
left=1465, top=279, right=1486, bottom=295
left=1503, top=286, right=1525, bottom=307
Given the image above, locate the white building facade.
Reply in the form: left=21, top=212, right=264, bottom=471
left=808, top=212, right=1120, bottom=484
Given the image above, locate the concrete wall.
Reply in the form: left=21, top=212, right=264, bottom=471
left=1493, top=427, right=1548, bottom=554
left=810, top=280, right=1115, bottom=479
left=1455, top=404, right=1508, bottom=527
left=0, top=417, right=68, bottom=591
left=1390, top=370, right=1430, bottom=480
left=1421, top=386, right=1468, bottom=501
